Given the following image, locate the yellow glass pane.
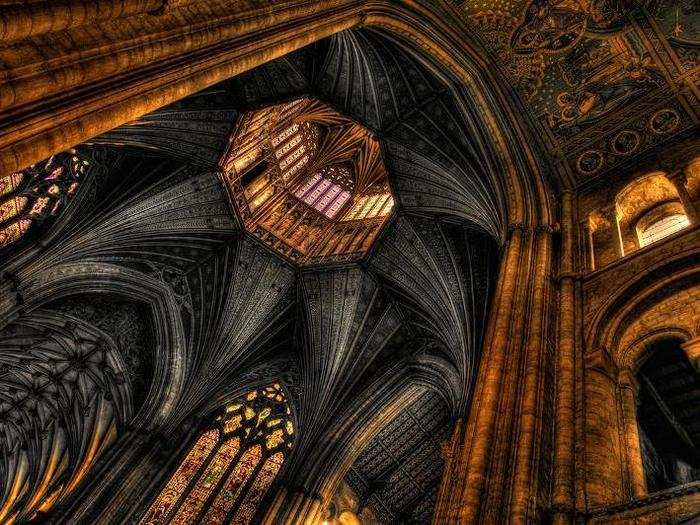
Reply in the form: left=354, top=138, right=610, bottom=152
left=265, top=429, right=285, bottom=450
left=224, top=415, right=242, bottom=434
left=0, top=197, right=27, bottom=222
left=257, top=408, right=271, bottom=423
left=139, top=429, right=219, bottom=524
left=0, top=173, right=23, bottom=197
left=170, top=438, right=240, bottom=524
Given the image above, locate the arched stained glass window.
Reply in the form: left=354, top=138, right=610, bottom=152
left=140, top=384, right=294, bottom=525
left=0, top=151, right=89, bottom=249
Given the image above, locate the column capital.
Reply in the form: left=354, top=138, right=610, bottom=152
left=618, top=368, right=640, bottom=394
left=585, top=347, right=618, bottom=378
left=536, top=223, right=560, bottom=236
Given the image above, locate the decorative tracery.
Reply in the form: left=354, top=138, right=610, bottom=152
left=0, top=313, right=132, bottom=524
left=140, top=384, right=294, bottom=525
left=0, top=151, right=89, bottom=249
left=221, top=98, right=394, bottom=266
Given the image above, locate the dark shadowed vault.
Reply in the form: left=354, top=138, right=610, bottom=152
left=0, top=28, right=503, bottom=524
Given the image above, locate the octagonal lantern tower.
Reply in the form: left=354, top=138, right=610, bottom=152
left=220, top=98, right=395, bottom=266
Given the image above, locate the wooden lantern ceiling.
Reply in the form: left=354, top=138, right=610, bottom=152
left=220, top=98, right=394, bottom=266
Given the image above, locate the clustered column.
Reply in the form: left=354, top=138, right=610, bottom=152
left=434, top=221, right=553, bottom=523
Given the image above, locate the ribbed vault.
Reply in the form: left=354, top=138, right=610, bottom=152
left=0, top=25, right=505, bottom=524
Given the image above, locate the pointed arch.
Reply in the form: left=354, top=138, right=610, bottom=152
left=139, top=384, right=295, bottom=525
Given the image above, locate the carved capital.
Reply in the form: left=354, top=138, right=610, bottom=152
left=536, top=223, right=559, bottom=236
left=585, top=347, right=618, bottom=378
left=618, top=368, right=640, bottom=394
left=507, top=222, right=530, bottom=239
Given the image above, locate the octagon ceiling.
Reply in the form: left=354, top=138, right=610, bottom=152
left=220, top=98, right=394, bottom=266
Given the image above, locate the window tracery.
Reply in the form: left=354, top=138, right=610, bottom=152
left=0, top=151, right=89, bottom=249
left=220, top=98, right=395, bottom=266
left=140, top=384, right=294, bottom=525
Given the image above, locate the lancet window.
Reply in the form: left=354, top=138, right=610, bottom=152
left=0, top=152, right=89, bottom=249
left=140, top=384, right=294, bottom=525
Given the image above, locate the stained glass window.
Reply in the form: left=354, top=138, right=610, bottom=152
left=0, top=151, right=89, bottom=249
left=343, top=193, right=394, bottom=221
left=140, top=384, right=294, bottom=525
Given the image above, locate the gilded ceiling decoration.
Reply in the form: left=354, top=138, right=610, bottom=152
left=457, top=0, right=700, bottom=186
left=221, top=98, right=394, bottom=266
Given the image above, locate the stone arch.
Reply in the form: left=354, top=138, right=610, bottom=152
left=0, top=2, right=554, bottom=234
left=587, top=249, right=699, bottom=363
left=3, top=261, right=187, bottom=429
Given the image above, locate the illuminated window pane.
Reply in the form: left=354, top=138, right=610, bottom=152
left=0, top=220, right=31, bottom=248
left=639, top=214, right=689, bottom=247
left=315, top=183, right=341, bottom=211
left=285, top=155, right=310, bottom=181
left=341, top=193, right=393, bottom=221
left=295, top=173, right=322, bottom=198
left=275, top=134, right=303, bottom=159
left=140, top=429, right=219, bottom=524
left=200, top=445, right=262, bottom=524
left=170, top=438, right=241, bottom=524
left=326, top=191, right=351, bottom=219
left=272, top=124, right=299, bottom=147
left=230, top=453, right=285, bottom=525
left=0, top=196, right=28, bottom=222
left=279, top=145, right=307, bottom=171
left=0, top=173, right=24, bottom=197
left=303, top=178, right=332, bottom=206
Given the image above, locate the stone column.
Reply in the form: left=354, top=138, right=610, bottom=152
left=584, top=348, right=625, bottom=507
left=682, top=337, right=700, bottom=372
left=666, top=171, right=699, bottom=225
left=452, top=224, right=527, bottom=523
left=433, top=222, right=554, bottom=523
left=0, top=1, right=365, bottom=177
left=618, top=369, right=646, bottom=500
left=553, top=192, right=577, bottom=524
left=510, top=224, right=553, bottom=522
left=0, top=0, right=194, bottom=41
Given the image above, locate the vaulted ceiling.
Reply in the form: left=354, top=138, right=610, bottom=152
left=0, top=27, right=503, bottom=522
left=454, top=0, right=699, bottom=189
